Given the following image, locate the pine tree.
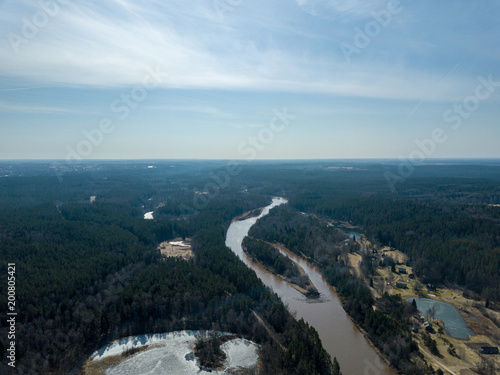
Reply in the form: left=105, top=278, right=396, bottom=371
left=412, top=299, right=417, bottom=309
left=332, top=357, right=342, bottom=375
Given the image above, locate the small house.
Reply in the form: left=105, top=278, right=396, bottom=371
left=396, top=282, right=407, bottom=289
left=479, top=346, right=499, bottom=355
left=427, top=284, right=436, bottom=291
left=424, top=322, right=433, bottom=332
left=399, top=268, right=407, bottom=274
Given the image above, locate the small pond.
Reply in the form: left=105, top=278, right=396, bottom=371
left=406, top=297, right=475, bottom=339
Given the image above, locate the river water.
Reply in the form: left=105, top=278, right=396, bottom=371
left=225, top=197, right=395, bottom=375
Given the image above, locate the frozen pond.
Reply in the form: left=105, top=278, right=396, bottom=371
left=91, top=331, right=259, bottom=374
left=221, top=339, right=259, bottom=369
left=406, top=297, right=475, bottom=339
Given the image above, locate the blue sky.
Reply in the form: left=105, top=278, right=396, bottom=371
left=0, top=0, right=499, bottom=160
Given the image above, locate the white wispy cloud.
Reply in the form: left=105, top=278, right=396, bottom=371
left=146, top=105, right=233, bottom=118
left=0, top=100, right=74, bottom=114
left=0, top=0, right=486, bottom=102
left=295, top=0, right=388, bottom=19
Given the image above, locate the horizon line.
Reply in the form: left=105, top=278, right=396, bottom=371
left=2, top=157, right=500, bottom=162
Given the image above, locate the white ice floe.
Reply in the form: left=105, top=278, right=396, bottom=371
left=169, top=241, right=190, bottom=247
left=91, top=331, right=259, bottom=375
left=144, top=211, right=154, bottom=220
left=221, top=338, right=259, bottom=369
left=91, top=332, right=193, bottom=361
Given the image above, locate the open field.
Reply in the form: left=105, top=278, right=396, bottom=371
left=158, top=238, right=194, bottom=261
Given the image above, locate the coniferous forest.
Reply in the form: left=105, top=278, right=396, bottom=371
left=0, top=160, right=499, bottom=374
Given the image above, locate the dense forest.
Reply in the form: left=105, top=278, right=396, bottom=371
left=0, top=162, right=335, bottom=374
left=0, top=160, right=499, bottom=373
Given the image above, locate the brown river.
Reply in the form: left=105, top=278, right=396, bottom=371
left=225, top=197, right=395, bottom=375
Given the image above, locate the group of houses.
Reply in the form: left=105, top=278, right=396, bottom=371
left=411, top=313, right=435, bottom=334
left=392, top=265, right=417, bottom=290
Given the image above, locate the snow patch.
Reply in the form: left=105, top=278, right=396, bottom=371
left=144, top=211, right=154, bottom=220
left=222, top=338, right=259, bottom=369
left=90, top=331, right=259, bottom=375
left=169, top=241, right=190, bottom=247
left=91, top=332, right=198, bottom=361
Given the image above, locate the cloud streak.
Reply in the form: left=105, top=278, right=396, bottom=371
left=295, top=0, right=388, bottom=19
left=0, top=0, right=489, bottom=102
left=0, top=100, right=75, bottom=114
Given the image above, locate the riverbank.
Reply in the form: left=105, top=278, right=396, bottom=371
left=226, top=198, right=394, bottom=375
left=281, top=240, right=395, bottom=371
left=243, top=238, right=319, bottom=298
left=274, top=242, right=396, bottom=373
left=267, top=242, right=320, bottom=298
left=232, top=207, right=264, bottom=222
left=260, top=237, right=396, bottom=370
